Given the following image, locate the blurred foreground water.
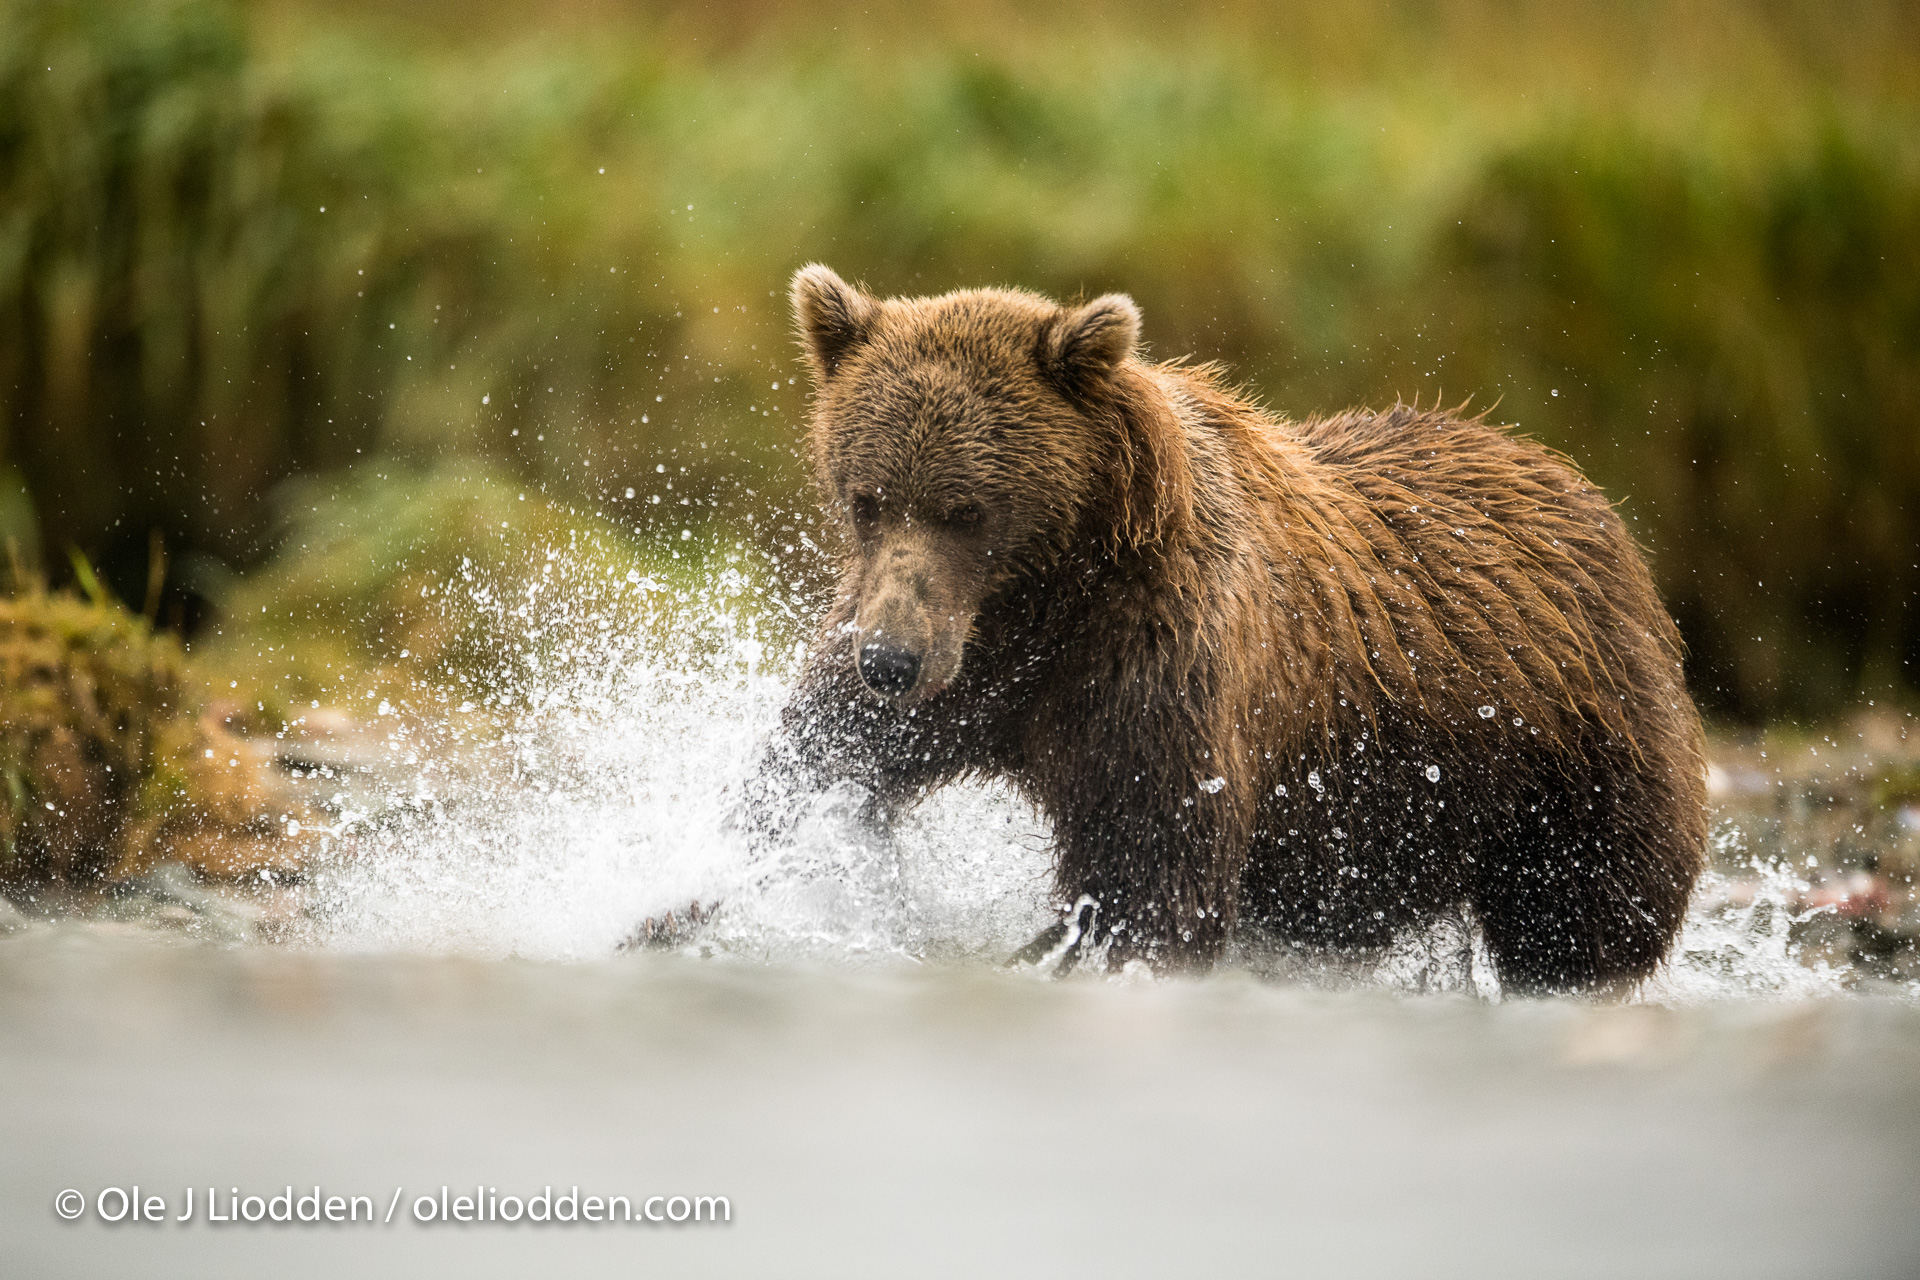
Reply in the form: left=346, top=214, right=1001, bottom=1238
left=5, top=927, right=1919, bottom=1278
left=5, top=546, right=1919, bottom=1277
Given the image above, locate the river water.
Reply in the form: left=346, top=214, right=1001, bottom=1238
left=6, top=555, right=1919, bottom=1278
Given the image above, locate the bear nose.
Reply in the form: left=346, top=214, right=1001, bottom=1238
left=857, top=641, right=921, bottom=698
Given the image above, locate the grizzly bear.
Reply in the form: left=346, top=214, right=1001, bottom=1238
left=752, top=264, right=1707, bottom=994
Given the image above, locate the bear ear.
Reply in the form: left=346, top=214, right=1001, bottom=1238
left=792, top=264, right=878, bottom=381
left=1042, top=294, right=1141, bottom=397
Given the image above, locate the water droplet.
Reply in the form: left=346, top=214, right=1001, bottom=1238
left=1478, top=705, right=1496, bottom=719
left=1425, top=764, right=1441, bottom=783
left=1200, top=776, right=1226, bottom=794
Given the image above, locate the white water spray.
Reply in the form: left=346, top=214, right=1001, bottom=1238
left=298, top=536, right=1054, bottom=964
left=295, top=538, right=1888, bottom=999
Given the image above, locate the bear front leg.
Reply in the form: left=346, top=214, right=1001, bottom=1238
left=1036, top=753, right=1253, bottom=976
left=736, top=650, right=902, bottom=843
left=737, top=605, right=967, bottom=844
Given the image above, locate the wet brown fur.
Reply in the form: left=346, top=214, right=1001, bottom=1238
left=765, top=265, right=1708, bottom=993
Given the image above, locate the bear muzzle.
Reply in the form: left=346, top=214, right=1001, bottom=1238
left=849, top=597, right=968, bottom=704
left=850, top=615, right=963, bottom=703
left=856, top=640, right=921, bottom=698
left=847, top=529, right=977, bottom=703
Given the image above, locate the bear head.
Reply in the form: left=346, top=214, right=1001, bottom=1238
left=791, top=264, right=1189, bottom=705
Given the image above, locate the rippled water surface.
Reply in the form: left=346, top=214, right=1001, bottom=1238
left=7, top=555, right=1919, bottom=1278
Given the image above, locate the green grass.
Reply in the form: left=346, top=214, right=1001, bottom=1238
left=1, top=0, right=1916, bottom=718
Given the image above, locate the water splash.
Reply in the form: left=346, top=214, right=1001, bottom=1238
left=1645, top=824, right=1849, bottom=1003
left=297, top=537, right=1054, bottom=965
left=294, top=543, right=1891, bottom=1000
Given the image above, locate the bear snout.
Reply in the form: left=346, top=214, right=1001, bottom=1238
left=849, top=610, right=968, bottom=701
left=856, top=640, right=921, bottom=698
left=848, top=533, right=976, bottom=702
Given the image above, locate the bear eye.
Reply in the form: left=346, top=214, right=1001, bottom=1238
left=848, top=492, right=880, bottom=528
left=948, top=502, right=983, bottom=528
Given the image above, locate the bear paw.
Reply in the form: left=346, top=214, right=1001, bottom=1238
left=618, top=899, right=718, bottom=953
left=1006, top=896, right=1104, bottom=977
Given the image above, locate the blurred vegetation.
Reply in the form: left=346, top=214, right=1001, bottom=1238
left=0, top=461, right=794, bottom=896
left=193, top=459, right=797, bottom=714
left=0, top=563, right=319, bottom=886
left=0, top=0, right=1916, bottom=719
